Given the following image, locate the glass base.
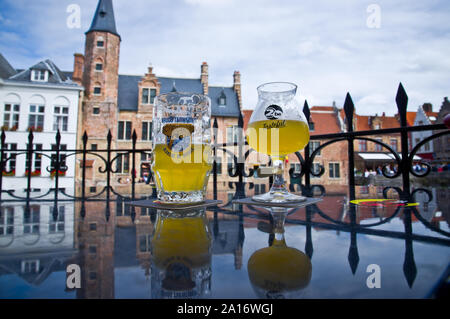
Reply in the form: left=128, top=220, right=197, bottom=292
left=157, top=190, right=205, bottom=205
left=252, top=190, right=307, bottom=204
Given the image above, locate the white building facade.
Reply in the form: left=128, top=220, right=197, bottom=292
left=411, top=103, right=437, bottom=160
left=0, top=57, right=83, bottom=195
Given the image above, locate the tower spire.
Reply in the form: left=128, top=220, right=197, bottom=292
left=86, top=0, right=120, bottom=39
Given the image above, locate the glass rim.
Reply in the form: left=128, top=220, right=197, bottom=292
left=257, top=82, right=297, bottom=94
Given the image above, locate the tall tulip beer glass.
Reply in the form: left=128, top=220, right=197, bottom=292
left=152, top=93, right=212, bottom=204
left=247, top=82, right=310, bottom=203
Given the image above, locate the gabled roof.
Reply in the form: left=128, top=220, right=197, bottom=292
left=6, top=59, right=80, bottom=87
left=0, top=53, right=16, bottom=79
left=86, top=0, right=120, bottom=39
left=117, top=74, right=241, bottom=117
left=310, top=107, right=342, bottom=135
left=209, top=86, right=240, bottom=118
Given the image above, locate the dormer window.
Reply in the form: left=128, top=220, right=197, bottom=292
left=142, top=88, right=156, bottom=105
left=218, top=89, right=226, bottom=106
left=31, top=70, right=48, bottom=82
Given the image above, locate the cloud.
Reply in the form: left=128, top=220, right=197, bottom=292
left=1, top=0, right=449, bottom=116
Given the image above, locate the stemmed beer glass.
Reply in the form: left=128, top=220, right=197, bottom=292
left=246, top=82, right=310, bottom=203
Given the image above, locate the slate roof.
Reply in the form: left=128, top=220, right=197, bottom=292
left=0, top=53, right=16, bottom=79
left=5, top=59, right=80, bottom=88
left=86, top=0, right=120, bottom=39
left=117, top=74, right=241, bottom=117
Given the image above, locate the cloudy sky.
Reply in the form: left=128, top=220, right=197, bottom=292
left=0, top=0, right=449, bottom=115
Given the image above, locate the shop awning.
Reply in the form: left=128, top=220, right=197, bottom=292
left=357, top=153, right=422, bottom=161
left=357, top=153, right=392, bottom=160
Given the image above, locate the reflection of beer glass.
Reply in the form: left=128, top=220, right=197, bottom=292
left=247, top=208, right=312, bottom=298
left=151, top=209, right=212, bottom=299
left=152, top=93, right=212, bottom=203
left=246, top=82, right=310, bottom=203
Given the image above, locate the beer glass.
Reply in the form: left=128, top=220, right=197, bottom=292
left=151, top=208, right=212, bottom=298
left=152, top=93, right=212, bottom=204
left=247, top=82, right=310, bottom=203
left=247, top=207, right=312, bottom=298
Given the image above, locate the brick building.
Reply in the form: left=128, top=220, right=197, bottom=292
left=73, top=0, right=243, bottom=195
left=433, top=97, right=450, bottom=163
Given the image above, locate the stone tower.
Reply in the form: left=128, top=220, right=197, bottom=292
left=74, top=0, right=120, bottom=146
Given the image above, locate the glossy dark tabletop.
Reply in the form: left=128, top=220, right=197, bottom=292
left=0, top=186, right=449, bottom=299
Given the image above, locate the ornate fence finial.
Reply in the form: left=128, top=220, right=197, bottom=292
left=344, top=93, right=355, bottom=132
left=82, top=131, right=88, bottom=146
left=396, top=82, right=408, bottom=127
left=303, top=100, right=310, bottom=122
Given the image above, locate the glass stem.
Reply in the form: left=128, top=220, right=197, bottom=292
left=271, top=207, right=287, bottom=246
left=271, top=157, right=287, bottom=193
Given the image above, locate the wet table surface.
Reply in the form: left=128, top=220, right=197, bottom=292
left=0, top=189, right=449, bottom=299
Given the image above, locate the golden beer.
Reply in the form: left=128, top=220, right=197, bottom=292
left=247, top=120, right=310, bottom=157
left=152, top=144, right=212, bottom=192
left=152, top=212, right=211, bottom=269
left=247, top=236, right=312, bottom=295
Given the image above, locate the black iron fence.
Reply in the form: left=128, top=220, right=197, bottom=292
left=0, top=83, right=449, bottom=289
left=0, top=83, right=448, bottom=204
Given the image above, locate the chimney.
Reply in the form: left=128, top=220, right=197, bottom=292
left=233, top=70, right=242, bottom=108
left=73, top=53, right=84, bottom=85
left=201, top=62, right=208, bottom=95
left=382, top=112, right=385, bottom=117
left=422, top=103, right=432, bottom=113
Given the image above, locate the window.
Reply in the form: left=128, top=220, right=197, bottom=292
left=309, top=122, right=315, bottom=131
left=139, top=235, right=152, bottom=253
left=116, top=153, right=130, bottom=173
left=254, top=184, right=267, bottom=195
left=141, top=122, right=152, bottom=140
left=329, top=162, right=340, bottom=178
left=0, top=207, right=14, bottom=236
left=50, top=144, right=67, bottom=173
left=310, top=141, right=321, bottom=155
left=49, top=206, right=65, bottom=233
left=21, top=260, right=39, bottom=274
left=3, top=104, right=20, bottom=129
left=95, top=63, right=103, bottom=71
left=118, top=121, right=132, bottom=140
left=227, top=125, right=239, bottom=144
left=3, top=144, right=17, bottom=174
left=97, top=37, right=104, bottom=47
left=359, top=140, right=367, bottom=152
left=31, top=70, right=47, bottom=82
left=25, top=144, right=43, bottom=174
left=375, top=138, right=383, bottom=152
left=311, top=162, right=321, bottom=178
left=23, top=205, right=40, bottom=234
left=424, top=142, right=430, bottom=151
left=374, top=124, right=380, bottom=130
left=53, top=106, right=69, bottom=131
left=93, top=107, right=100, bottom=115
left=28, top=105, right=45, bottom=131
left=93, top=86, right=101, bottom=95
left=142, top=88, right=157, bottom=105
left=91, top=144, right=98, bottom=151
left=390, top=139, right=398, bottom=152
left=290, top=163, right=301, bottom=174
left=116, top=197, right=131, bottom=216
left=219, top=95, right=226, bottom=106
